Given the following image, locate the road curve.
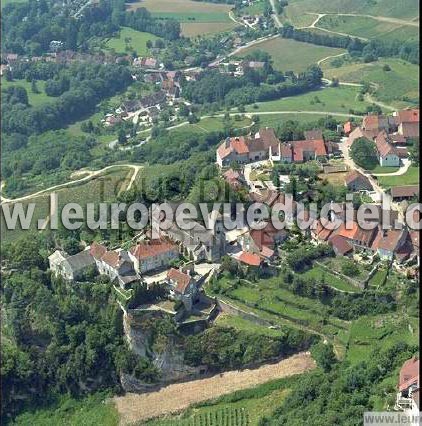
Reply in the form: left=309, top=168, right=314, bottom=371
left=1, top=164, right=143, bottom=204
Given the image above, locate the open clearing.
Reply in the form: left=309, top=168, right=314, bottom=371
left=237, top=37, right=345, bottom=72
left=1, top=78, right=50, bottom=107
left=322, top=58, right=419, bottom=109
left=283, top=0, right=419, bottom=21
left=317, top=15, right=419, bottom=41
left=181, top=21, right=237, bottom=37
left=105, top=27, right=160, bottom=55
left=113, top=352, right=315, bottom=425
left=245, top=86, right=373, bottom=114
left=376, top=166, right=420, bottom=189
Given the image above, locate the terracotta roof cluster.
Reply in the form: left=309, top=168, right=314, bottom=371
left=217, top=129, right=281, bottom=160
left=362, top=114, right=390, bottom=132
left=167, top=268, right=192, bottom=294
left=343, top=121, right=354, bottom=135
left=130, top=239, right=178, bottom=260
left=399, top=357, right=419, bottom=392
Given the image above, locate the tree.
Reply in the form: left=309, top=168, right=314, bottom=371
left=31, top=79, right=40, bottom=94
left=118, top=129, right=127, bottom=145
left=350, top=137, right=378, bottom=170
left=310, top=342, right=337, bottom=372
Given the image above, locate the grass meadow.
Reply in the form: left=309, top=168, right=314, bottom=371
left=105, top=27, right=161, bottom=55
left=237, top=37, right=345, bottom=72
left=317, top=15, right=419, bottom=42
left=1, top=78, right=50, bottom=107
left=322, top=58, right=419, bottom=109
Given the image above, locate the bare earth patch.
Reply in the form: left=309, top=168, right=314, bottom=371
left=113, top=352, right=315, bottom=424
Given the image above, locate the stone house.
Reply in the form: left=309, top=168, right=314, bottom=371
left=129, top=239, right=179, bottom=274
left=49, top=249, right=95, bottom=281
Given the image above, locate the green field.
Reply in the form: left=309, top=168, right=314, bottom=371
left=238, top=37, right=345, bottom=72
left=151, top=11, right=231, bottom=23
left=13, top=393, right=118, bottom=426
left=1, top=168, right=132, bottom=242
left=317, top=15, right=419, bottom=42
left=283, top=0, right=419, bottom=20
left=377, top=166, right=420, bottom=188
left=1, top=78, right=50, bottom=107
left=322, top=58, right=419, bottom=109
left=209, top=274, right=350, bottom=351
left=105, top=27, right=161, bottom=55
left=245, top=85, right=374, bottom=114
left=181, top=21, right=238, bottom=37
left=299, top=265, right=362, bottom=292
left=346, top=314, right=419, bottom=364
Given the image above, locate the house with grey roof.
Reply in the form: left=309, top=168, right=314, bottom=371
left=48, top=249, right=95, bottom=281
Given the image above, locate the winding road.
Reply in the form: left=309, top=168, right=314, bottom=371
left=0, top=164, right=142, bottom=204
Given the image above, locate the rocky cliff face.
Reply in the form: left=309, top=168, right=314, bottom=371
left=121, top=309, right=203, bottom=392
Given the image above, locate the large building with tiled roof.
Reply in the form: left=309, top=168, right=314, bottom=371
left=129, top=239, right=179, bottom=274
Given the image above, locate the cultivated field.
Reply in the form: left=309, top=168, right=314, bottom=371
left=317, top=15, right=418, bottom=42
left=245, top=86, right=372, bottom=114
left=283, top=0, right=419, bottom=20
left=1, top=168, right=132, bottom=242
left=181, top=22, right=237, bottom=37
left=105, top=27, right=161, bottom=55
left=322, top=58, right=419, bottom=108
left=237, top=37, right=345, bottom=72
left=113, top=352, right=315, bottom=424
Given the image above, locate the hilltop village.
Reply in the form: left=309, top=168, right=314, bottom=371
left=49, top=108, right=420, bottom=345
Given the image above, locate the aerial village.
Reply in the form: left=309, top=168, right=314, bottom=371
left=49, top=107, right=420, bottom=340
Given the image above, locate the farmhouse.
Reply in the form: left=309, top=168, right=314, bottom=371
left=345, top=171, right=373, bottom=192
left=394, top=108, right=419, bottom=139
left=216, top=132, right=278, bottom=167
left=270, top=139, right=327, bottom=163
left=395, top=357, right=419, bottom=415
left=375, top=131, right=400, bottom=167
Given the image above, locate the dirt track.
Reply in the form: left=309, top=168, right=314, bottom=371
left=113, top=352, right=316, bottom=425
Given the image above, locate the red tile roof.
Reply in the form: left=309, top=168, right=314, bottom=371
left=167, top=268, right=192, bottom=294
left=345, top=171, right=371, bottom=187
left=397, top=109, right=419, bottom=124
left=375, top=131, right=396, bottom=158
left=250, top=222, right=287, bottom=250
left=399, top=357, right=419, bottom=392
left=130, top=239, right=178, bottom=260
left=237, top=251, right=262, bottom=266
left=101, top=250, right=123, bottom=268
left=291, top=139, right=327, bottom=162
left=373, top=229, right=404, bottom=252
left=328, top=235, right=353, bottom=256
left=90, top=242, right=107, bottom=260
left=255, top=128, right=280, bottom=150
